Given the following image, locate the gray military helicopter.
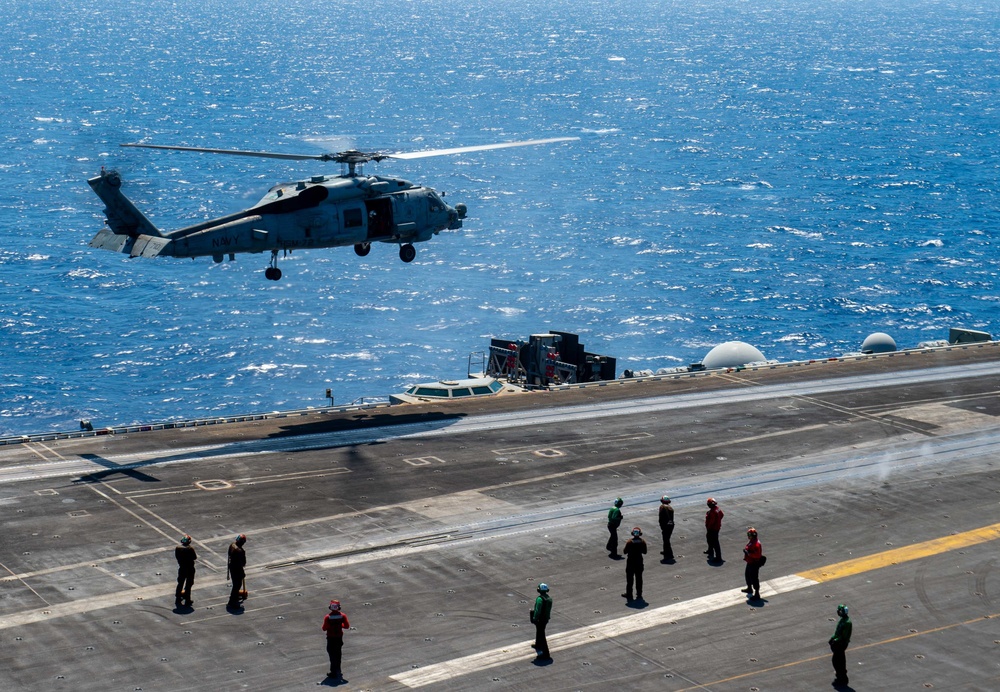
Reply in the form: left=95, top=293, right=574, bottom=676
left=88, top=137, right=577, bottom=280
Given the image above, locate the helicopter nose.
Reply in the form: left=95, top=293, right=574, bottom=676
left=455, top=203, right=467, bottom=219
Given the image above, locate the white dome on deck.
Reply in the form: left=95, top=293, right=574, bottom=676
left=702, top=341, right=767, bottom=369
left=861, top=332, right=896, bottom=354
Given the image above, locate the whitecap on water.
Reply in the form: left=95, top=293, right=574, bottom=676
left=480, top=306, right=525, bottom=317
left=242, top=364, right=279, bottom=373
left=329, top=351, right=375, bottom=361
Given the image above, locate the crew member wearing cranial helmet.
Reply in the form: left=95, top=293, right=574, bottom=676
left=226, top=533, right=248, bottom=610
left=622, top=526, right=647, bottom=602
left=606, top=497, right=625, bottom=558
left=829, top=604, right=853, bottom=686
left=174, top=535, right=197, bottom=607
left=658, top=496, right=675, bottom=561
left=322, top=599, right=351, bottom=680
left=704, top=497, right=724, bottom=562
left=529, top=583, right=552, bottom=660
left=742, top=527, right=764, bottom=600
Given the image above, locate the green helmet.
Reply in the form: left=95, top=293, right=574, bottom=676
left=837, top=604, right=849, bottom=617
left=614, top=497, right=623, bottom=507
left=537, top=583, right=549, bottom=593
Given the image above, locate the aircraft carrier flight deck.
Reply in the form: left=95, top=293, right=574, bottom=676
left=2, top=343, right=999, bottom=690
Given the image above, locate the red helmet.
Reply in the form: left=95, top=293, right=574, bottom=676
left=329, top=600, right=341, bottom=612
left=707, top=497, right=717, bottom=507
left=747, top=527, right=758, bottom=537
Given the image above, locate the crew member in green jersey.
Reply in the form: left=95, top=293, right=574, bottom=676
left=529, top=583, right=553, bottom=660
left=829, top=604, right=853, bottom=686
left=606, top=497, right=624, bottom=558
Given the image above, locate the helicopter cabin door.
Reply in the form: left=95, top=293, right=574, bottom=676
left=364, top=197, right=393, bottom=240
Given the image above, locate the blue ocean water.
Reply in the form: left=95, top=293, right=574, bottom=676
left=1, top=0, right=998, bottom=435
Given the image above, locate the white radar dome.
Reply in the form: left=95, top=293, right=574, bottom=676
left=860, top=332, right=896, bottom=354
left=702, top=341, right=767, bottom=369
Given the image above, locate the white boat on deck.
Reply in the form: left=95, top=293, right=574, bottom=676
left=389, top=376, right=523, bottom=405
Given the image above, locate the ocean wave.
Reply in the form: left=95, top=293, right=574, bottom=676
left=2, top=1, right=999, bottom=434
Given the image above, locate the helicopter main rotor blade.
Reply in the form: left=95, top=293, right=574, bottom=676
left=120, top=136, right=579, bottom=165
left=120, top=143, right=334, bottom=161
left=387, top=137, right=579, bottom=160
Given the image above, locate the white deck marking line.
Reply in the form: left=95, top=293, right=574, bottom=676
left=388, top=575, right=818, bottom=688
left=0, top=546, right=177, bottom=583
left=492, top=432, right=653, bottom=455
left=0, top=576, right=234, bottom=630
left=34, top=442, right=68, bottom=461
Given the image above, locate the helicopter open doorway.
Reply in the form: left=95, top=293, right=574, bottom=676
left=352, top=195, right=396, bottom=260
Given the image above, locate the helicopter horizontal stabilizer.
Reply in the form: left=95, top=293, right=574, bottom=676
left=89, top=229, right=131, bottom=253
left=89, top=230, right=172, bottom=258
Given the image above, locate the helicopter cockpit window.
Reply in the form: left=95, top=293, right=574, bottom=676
left=344, top=208, right=363, bottom=228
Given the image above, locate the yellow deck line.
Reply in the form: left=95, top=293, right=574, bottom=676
left=797, top=521, right=1000, bottom=582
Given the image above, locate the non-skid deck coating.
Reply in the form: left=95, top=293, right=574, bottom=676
left=2, top=344, right=1000, bottom=690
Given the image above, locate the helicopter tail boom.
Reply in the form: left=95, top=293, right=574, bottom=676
left=88, top=169, right=163, bottom=238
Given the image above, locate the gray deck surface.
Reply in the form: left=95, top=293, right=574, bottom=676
left=2, top=343, right=1000, bottom=691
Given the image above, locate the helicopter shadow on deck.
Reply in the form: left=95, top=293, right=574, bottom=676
left=269, top=410, right=468, bottom=439
left=73, top=453, right=161, bottom=484
left=69, top=412, right=468, bottom=485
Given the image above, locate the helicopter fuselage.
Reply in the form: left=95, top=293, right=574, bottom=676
left=168, top=174, right=463, bottom=261
left=87, top=168, right=466, bottom=279
left=88, top=136, right=574, bottom=280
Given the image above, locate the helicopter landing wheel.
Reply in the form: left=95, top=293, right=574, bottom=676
left=265, top=251, right=283, bottom=281
left=354, top=242, right=371, bottom=257
left=399, top=243, right=416, bottom=263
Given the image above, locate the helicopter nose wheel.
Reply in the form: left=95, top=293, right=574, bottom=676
left=354, top=242, right=371, bottom=257
left=399, top=243, right=416, bottom=263
left=265, top=251, right=283, bottom=281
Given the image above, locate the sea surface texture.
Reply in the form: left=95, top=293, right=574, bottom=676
left=1, top=0, right=998, bottom=435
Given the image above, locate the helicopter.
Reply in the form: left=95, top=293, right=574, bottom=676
left=88, top=137, right=577, bottom=280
